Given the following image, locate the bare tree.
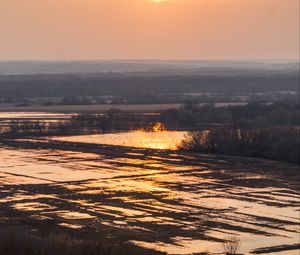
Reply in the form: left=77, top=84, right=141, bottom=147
left=223, top=236, right=240, bottom=255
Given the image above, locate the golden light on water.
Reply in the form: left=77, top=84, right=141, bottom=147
left=53, top=130, right=186, bottom=150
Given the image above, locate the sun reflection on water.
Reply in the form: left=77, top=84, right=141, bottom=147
left=53, top=129, right=186, bottom=150
left=0, top=138, right=299, bottom=255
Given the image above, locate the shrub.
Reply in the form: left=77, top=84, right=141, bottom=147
left=180, top=127, right=300, bottom=164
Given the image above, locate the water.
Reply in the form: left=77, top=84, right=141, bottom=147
left=52, top=131, right=187, bottom=150
left=0, top=112, right=72, bottom=120
left=0, top=137, right=299, bottom=254
left=0, top=112, right=72, bottom=130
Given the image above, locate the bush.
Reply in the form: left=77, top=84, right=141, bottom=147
left=180, top=127, right=300, bottom=164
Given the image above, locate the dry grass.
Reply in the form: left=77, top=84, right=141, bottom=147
left=0, top=227, right=165, bottom=255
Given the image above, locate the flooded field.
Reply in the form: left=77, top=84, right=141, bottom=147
left=0, top=112, right=72, bottom=130
left=0, top=112, right=71, bottom=119
left=52, top=131, right=187, bottom=150
left=0, top=112, right=72, bottom=121
left=0, top=135, right=299, bottom=255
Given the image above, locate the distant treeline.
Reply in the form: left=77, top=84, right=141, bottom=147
left=161, top=102, right=300, bottom=128
left=70, top=110, right=160, bottom=131
left=180, top=127, right=300, bottom=164
left=0, top=110, right=162, bottom=136
left=1, top=103, right=299, bottom=136
left=0, top=71, right=299, bottom=98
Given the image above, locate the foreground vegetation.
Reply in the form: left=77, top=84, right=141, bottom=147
left=0, top=228, right=165, bottom=255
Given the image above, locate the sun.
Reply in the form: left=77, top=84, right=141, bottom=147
left=151, top=0, right=168, bottom=2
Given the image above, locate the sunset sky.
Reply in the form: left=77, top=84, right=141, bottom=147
left=0, top=0, right=299, bottom=60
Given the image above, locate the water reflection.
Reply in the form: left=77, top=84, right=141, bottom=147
left=52, top=131, right=187, bottom=150
left=0, top=142, right=299, bottom=255
left=0, top=112, right=71, bottom=119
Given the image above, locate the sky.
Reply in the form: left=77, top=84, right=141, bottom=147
left=0, top=0, right=299, bottom=60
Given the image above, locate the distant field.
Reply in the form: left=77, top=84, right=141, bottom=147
left=0, top=103, right=182, bottom=113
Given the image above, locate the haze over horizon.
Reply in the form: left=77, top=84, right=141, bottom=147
left=1, top=0, right=299, bottom=61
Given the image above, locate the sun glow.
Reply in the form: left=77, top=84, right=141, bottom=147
left=151, top=0, right=168, bottom=2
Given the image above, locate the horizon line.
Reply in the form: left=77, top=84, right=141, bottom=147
left=0, top=58, right=299, bottom=63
